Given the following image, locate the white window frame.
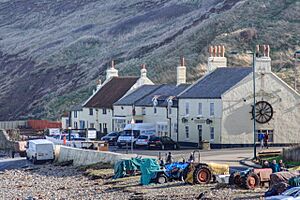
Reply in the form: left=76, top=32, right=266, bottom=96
left=74, top=111, right=78, bottom=118
left=210, top=103, right=214, bottom=116
left=198, top=103, right=202, bottom=116
left=185, top=102, right=189, bottom=115
left=89, top=108, right=93, bottom=116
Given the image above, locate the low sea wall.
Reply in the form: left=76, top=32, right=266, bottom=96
left=56, top=145, right=138, bottom=166
left=283, top=146, right=300, bottom=162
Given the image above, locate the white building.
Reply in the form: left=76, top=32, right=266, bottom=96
left=178, top=45, right=300, bottom=147
left=68, top=62, right=153, bottom=134
left=113, top=57, right=190, bottom=141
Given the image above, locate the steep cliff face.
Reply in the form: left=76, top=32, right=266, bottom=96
left=0, top=0, right=299, bottom=120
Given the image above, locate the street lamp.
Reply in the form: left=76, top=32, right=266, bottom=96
left=230, top=49, right=257, bottom=159
left=130, top=118, right=135, bottom=154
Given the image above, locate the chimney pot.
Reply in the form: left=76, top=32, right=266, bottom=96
left=111, top=60, right=115, bottom=69
left=180, top=56, right=185, bottom=66
left=222, top=46, right=225, bottom=57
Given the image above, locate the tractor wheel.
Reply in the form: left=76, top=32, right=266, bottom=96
left=193, top=166, right=212, bottom=184
left=156, top=173, right=168, bottom=184
left=229, top=172, right=242, bottom=187
left=243, top=172, right=260, bottom=189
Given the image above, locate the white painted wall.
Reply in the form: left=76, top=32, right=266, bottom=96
left=221, top=72, right=300, bottom=144
left=178, top=99, right=222, bottom=145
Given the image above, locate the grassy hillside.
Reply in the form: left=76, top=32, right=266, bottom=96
left=0, top=0, right=299, bottom=120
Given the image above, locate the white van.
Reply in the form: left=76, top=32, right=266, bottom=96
left=117, top=123, right=156, bottom=148
left=26, top=139, right=55, bottom=164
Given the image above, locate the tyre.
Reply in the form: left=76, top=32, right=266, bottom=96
left=229, top=171, right=242, bottom=187
left=156, top=173, right=168, bottom=184
left=243, top=172, right=260, bottom=189
left=193, top=166, right=212, bottom=184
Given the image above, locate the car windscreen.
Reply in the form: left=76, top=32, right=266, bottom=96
left=138, top=135, right=148, bottom=139
left=124, top=130, right=140, bottom=137
left=108, top=132, right=118, bottom=136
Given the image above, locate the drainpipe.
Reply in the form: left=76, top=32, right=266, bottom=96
left=176, top=105, right=179, bottom=142
left=166, top=106, right=171, bottom=138
left=112, top=108, right=114, bottom=132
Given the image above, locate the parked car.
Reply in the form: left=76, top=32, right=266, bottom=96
left=26, top=139, right=55, bottom=164
left=117, top=123, right=156, bottom=148
left=266, top=187, right=300, bottom=200
left=148, top=136, right=179, bottom=150
left=134, top=135, right=152, bottom=148
left=101, top=132, right=120, bottom=145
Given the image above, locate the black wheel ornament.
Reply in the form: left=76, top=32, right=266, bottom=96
left=251, top=101, right=273, bottom=124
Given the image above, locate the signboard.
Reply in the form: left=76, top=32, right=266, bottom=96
left=49, top=128, right=60, bottom=136
left=87, top=130, right=97, bottom=139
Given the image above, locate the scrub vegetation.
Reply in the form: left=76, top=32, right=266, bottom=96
left=0, top=0, right=298, bottom=120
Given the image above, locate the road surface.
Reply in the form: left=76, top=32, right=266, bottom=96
left=0, top=158, right=32, bottom=171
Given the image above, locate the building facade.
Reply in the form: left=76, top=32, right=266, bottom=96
left=178, top=45, right=300, bottom=147
left=67, top=62, right=153, bottom=134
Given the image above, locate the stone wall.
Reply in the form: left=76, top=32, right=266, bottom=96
left=56, top=145, right=138, bottom=166
left=283, top=146, right=300, bottom=162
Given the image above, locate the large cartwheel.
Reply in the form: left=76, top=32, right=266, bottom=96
left=193, top=165, right=212, bottom=184
left=251, top=100, right=273, bottom=124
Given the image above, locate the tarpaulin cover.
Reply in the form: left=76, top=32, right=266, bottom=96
left=140, top=158, right=160, bottom=185
left=184, top=164, right=196, bottom=184
left=270, top=171, right=300, bottom=187
left=207, top=163, right=229, bottom=175
left=113, top=158, right=143, bottom=179
left=289, top=166, right=300, bottom=171
left=164, top=162, right=189, bottom=177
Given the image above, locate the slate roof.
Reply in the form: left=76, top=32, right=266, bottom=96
left=114, top=85, right=160, bottom=106
left=70, top=104, right=83, bottom=111
left=84, top=77, right=139, bottom=108
left=179, top=67, right=252, bottom=99
left=134, top=84, right=190, bottom=107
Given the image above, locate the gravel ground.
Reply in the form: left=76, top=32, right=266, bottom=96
left=0, top=164, right=266, bottom=200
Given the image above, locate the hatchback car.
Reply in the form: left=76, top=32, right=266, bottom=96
left=101, top=132, right=120, bottom=145
left=148, top=136, right=179, bottom=150
left=134, top=135, right=152, bottom=148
